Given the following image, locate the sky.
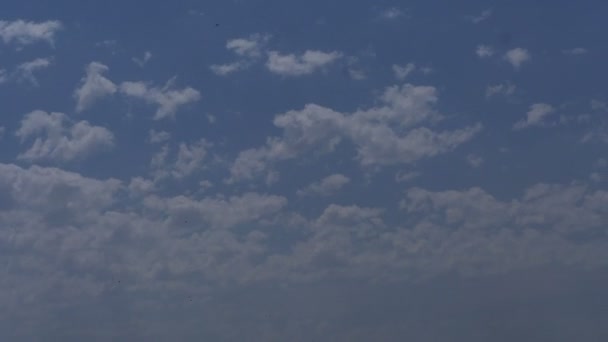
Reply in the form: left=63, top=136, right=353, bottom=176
left=1, top=0, right=608, bottom=341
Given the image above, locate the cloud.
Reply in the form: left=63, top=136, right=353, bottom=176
left=226, top=34, right=270, bottom=58
left=0, top=126, right=4, bottom=139
left=266, top=50, right=342, bottom=76
left=211, top=34, right=270, bottom=75
left=210, top=61, right=248, bottom=75
left=563, top=47, right=588, bottom=55
left=470, top=9, right=492, bottom=23
left=150, top=139, right=212, bottom=180
left=148, top=129, right=171, bottom=144
left=15, top=57, right=53, bottom=86
left=297, top=174, right=351, bottom=197
left=230, top=84, right=481, bottom=182
left=132, top=51, right=152, bottom=67
left=0, top=19, right=62, bottom=47
left=392, top=63, right=416, bottom=80
left=73, top=62, right=117, bottom=112
left=467, top=154, right=484, bottom=168
left=119, top=79, right=201, bottom=120
left=381, top=7, right=405, bottom=20
left=504, top=48, right=531, bottom=69
left=486, top=82, right=516, bottom=98
left=15, top=110, right=114, bottom=162
left=476, top=45, right=494, bottom=58
left=514, top=103, right=555, bottom=130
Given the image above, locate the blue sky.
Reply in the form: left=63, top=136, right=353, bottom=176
left=1, top=0, right=607, bottom=341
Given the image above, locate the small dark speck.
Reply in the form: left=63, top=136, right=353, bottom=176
left=215, top=23, right=220, bottom=27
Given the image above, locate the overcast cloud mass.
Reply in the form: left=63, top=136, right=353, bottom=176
left=0, top=1, right=607, bottom=341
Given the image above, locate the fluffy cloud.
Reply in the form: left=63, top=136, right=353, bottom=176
left=0, top=19, right=62, bottom=47
left=119, top=80, right=201, bottom=120
left=486, top=82, right=516, bottom=98
left=470, top=9, right=492, bottom=23
left=148, top=129, right=171, bottom=144
left=476, top=45, right=494, bottom=58
left=73, top=62, right=117, bottom=112
left=15, top=57, right=52, bottom=85
left=132, top=51, right=152, bottom=67
left=563, top=47, right=588, bottom=55
left=15, top=110, right=114, bottom=162
left=392, top=63, right=416, bottom=80
left=226, top=34, right=270, bottom=58
left=467, top=154, right=483, bottom=168
left=504, top=48, right=531, bottom=69
left=150, top=139, right=212, bottom=180
left=266, top=50, right=342, bottom=76
left=211, top=34, right=270, bottom=75
left=297, top=174, right=351, bottom=197
left=230, top=84, right=481, bottom=181
left=381, top=7, right=405, bottom=20
left=514, top=103, right=555, bottom=130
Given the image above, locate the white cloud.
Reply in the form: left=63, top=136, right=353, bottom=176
left=297, top=174, right=351, bottom=197
left=266, top=50, right=342, bottom=76
left=210, top=61, right=247, bottom=75
left=476, top=45, right=494, bottom=58
left=132, top=51, right=152, bottom=67
left=148, top=129, right=171, bottom=144
left=470, top=9, right=492, bottom=23
left=486, top=82, right=516, bottom=98
left=15, top=57, right=52, bottom=86
left=392, top=63, right=416, bottom=80
left=15, top=110, right=114, bottom=162
left=73, top=62, right=117, bottom=112
left=0, top=19, right=62, bottom=47
left=504, top=48, right=531, bottom=69
left=381, top=7, right=404, bottom=20
left=563, top=47, right=588, bottom=55
left=226, top=33, right=270, bottom=58
left=514, top=103, right=555, bottom=130
left=119, top=79, right=201, bottom=120
left=150, top=139, right=211, bottom=180
left=467, top=154, right=484, bottom=168
left=230, top=84, right=481, bottom=181
left=211, top=34, right=270, bottom=75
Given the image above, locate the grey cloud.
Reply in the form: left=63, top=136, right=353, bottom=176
left=0, top=19, right=62, bottom=47
left=74, top=62, right=117, bottom=112
left=266, top=50, right=343, bottom=76
left=15, top=110, right=114, bottom=162
left=119, top=79, right=201, bottom=120
left=297, top=174, right=351, bottom=197
left=230, top=84, right=481, bottom=181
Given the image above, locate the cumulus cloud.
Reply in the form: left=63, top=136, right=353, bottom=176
left=514, top=103, right=555, bottom=130
left=15, top=110, right=114, bottom=162
left=297, top=174, right=351, bottom=197
left=380, top=7, right=405, bottom=20
left=119, top=79, right=201, bottom=120
left=476, top=45, right=494, bottom=58
left=211, top=34, right=270, bottom=75
left=504, top=48, right=531, bottom=69
left=0, top=19, right=62, bottom=47
left=392, top=63, right=416, bottom=80
left=132, top=51, right=152, bottom=67
left=467, top=154, right=484, bottom=168
left=15, top=57, right=52, bottom=85
left=73, top=62, right=117, bottom=112
left=486, top=82, right=516, bottom=98
left=150, top=139, right=212, bottom=180
left=266, top=50, right=342, bottom=76
left=563, top=47, right=588, bottom=55
left=469, top=9, right=492, bottom=23
left=148, top=129, right=171, bottom=144
left=226, top=34, right=270, bottom=58
left=230, top=84, right=481, bottom=182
